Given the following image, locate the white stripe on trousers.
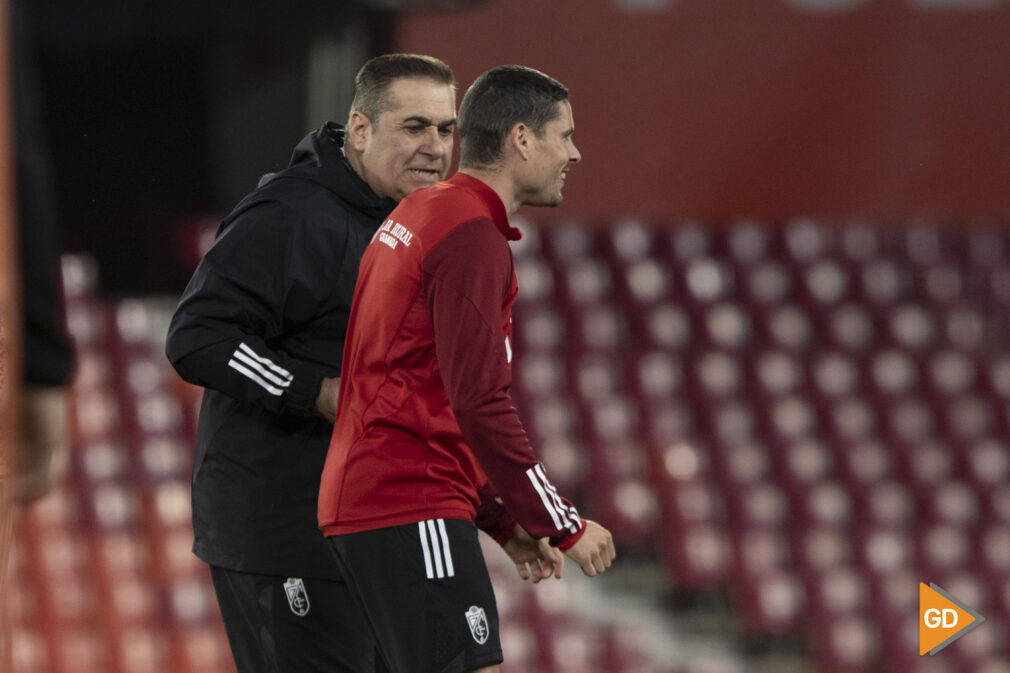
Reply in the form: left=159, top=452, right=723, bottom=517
left=418, top=519, right=455, bottom=579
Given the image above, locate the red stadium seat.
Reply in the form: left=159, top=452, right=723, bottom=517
left=808, top=610, right=882, bottom=673
left=797, top=525, right=853, bottom=576
left=623, top=256, right=673, bottom=305
left=642, top=302, right=692, bottom=350
left=807, top=564, right=871, bottom=619
left=734, top=567, right=806, bottom=634
left=514, top=254, right=557, bottom=304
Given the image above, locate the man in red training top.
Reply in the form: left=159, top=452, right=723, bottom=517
left=319, top=65, right=616, bottom=673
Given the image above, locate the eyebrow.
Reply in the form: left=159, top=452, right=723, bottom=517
left=402, top=115, right=457, bottom=128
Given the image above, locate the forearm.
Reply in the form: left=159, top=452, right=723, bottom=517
left=457, top=400, right=583, bottom=546
left=167, top=325, right=327, bottom=417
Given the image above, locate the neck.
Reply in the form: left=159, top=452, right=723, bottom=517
left=459, top=166, right=520, bottom=215
left=344, top=146, right=365, bottom=179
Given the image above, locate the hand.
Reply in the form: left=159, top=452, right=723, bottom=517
left=15, top=386, right=70, bottom=503
left=314, top=376, right=340, bottom=423
left=502, top=525, right=565, bottom=583
left=564, top=519, right=616, bottom=577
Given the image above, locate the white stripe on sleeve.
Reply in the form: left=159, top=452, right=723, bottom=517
left=567, top=505, right=582, bottom=530
left=228, top=359, right=285, bottom=395
left=527, top=467, right=564, bottom=531
left=232, top=350, right=292, bottom=388
left=536, top=464, right=579, bottom=534
left=238, top=342, right=293, bottom=381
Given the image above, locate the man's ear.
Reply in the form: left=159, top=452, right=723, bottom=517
left=509, top=123, right=531, bottom=160
left=347, top=110, right=372, bottom=152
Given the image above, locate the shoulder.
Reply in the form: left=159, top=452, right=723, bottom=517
left=421, top=217, right=511, bottom=277
left=403, top=180, right=484, bottom=217
left=237, top=179, right=378, bottom=240
left=395, top=182, right=492, bottom=244
left=215, top=196, right=306, bottom=247
left=207, top=195, right=353, bottom=274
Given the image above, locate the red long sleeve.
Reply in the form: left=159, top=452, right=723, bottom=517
left=423, top=219, right=582, bottom=544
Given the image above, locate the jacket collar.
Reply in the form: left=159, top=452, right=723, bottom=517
left=281, top=122, right=398, bottom=221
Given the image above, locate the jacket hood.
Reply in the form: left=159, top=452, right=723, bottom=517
left=264, top=121, right=398, bottom=221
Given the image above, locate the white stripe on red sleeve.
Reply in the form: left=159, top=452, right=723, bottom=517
left=535, top=464, right=579, bottom=534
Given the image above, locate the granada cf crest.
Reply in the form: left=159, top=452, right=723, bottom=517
left=465, top=605, right=489, bottom=644
left=283, top=577, right=310, bottom=617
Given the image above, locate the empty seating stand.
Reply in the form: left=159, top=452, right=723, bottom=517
left=512, top=216, right=1010, bottom=673
left=9, top=215, right=1010, bottom=673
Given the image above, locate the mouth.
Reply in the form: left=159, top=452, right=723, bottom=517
left=410, top=168, right=440, bottom=179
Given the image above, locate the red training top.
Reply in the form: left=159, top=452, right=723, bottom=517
left=318, top=173, right=585, bottom=550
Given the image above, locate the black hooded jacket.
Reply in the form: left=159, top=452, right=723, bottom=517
left=166, top=122, right=397, bottom=578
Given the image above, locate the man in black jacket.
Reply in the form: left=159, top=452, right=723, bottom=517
left=165, top=54, right=457, bottom=673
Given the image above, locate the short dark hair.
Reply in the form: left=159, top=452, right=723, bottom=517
left=458, top=65, right=570, bottom=168
left=350, top=53, right=455, bottom=123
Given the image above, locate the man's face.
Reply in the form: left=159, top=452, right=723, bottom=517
left=352, top=77, right=456, bottom=202
left=522, top=100, right=581, bottom=207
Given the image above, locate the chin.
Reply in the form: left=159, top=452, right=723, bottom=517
left=537, top=190, right=565, bottom=207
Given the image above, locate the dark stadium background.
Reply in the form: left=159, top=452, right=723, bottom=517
left=28, top=0, right=1010, bottom=293
left=8, top=1, right=1010, bottom=672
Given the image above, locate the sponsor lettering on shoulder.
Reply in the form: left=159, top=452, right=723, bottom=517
left=374, top=218, right=414, bottom=250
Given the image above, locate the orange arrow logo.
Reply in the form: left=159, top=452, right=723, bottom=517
left=919, top=582, right=985, bottom=655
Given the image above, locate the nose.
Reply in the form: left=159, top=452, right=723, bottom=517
left=420, top=127, right=449, bottom=158
left=569, top=140, right=582, bottom=165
